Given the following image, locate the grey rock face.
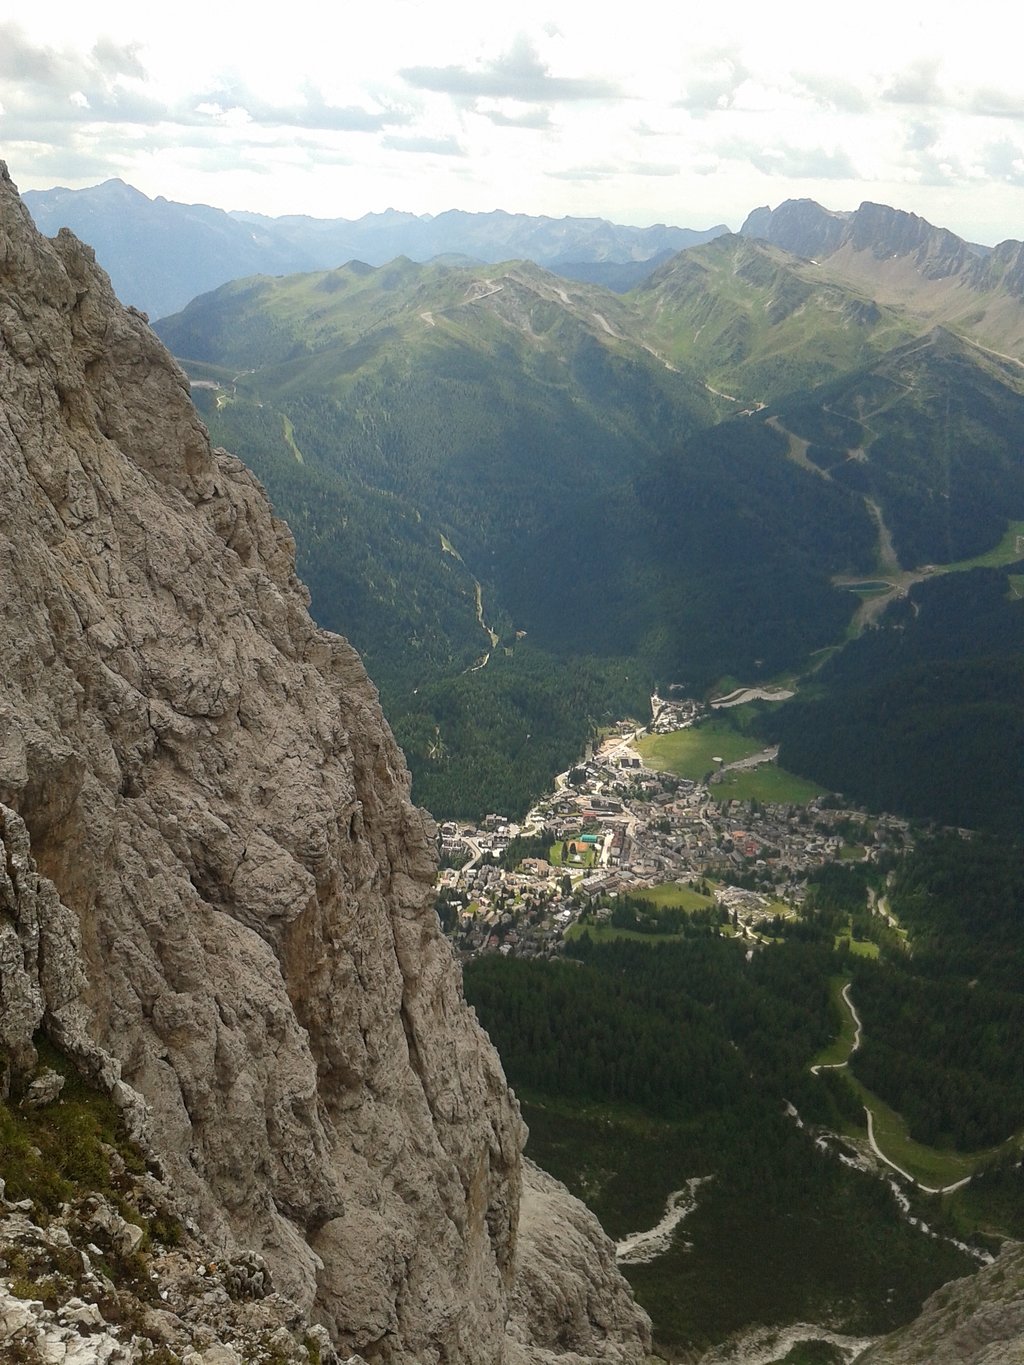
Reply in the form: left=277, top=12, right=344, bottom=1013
left=0, top=162, right=649, bottom=1364
left=856, top=1242, right=1024, bottom=1365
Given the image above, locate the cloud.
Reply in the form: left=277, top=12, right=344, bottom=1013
left=675, top=49, right=749, bottom=112
left=626, top=162, right=679, bottom=178
left=882, top=59, right=944, bottom=107
left=477, top=105, right=553, bottom=130
left=981, top=137, right=1024, bottom=185
left=193, top=79, right=411, bottom=133
left=904, top=120, right=940, bottom=153
left=0, top=23, right=63, bottom=83
left=381, top=134, right=466, bottom=156
left=971, top=87, right=1024, bottom=119
left=0, top=26, right=409, bottom=140
left=792, top=70, right=869, bottom=113
left=91, top=37, right=146, bottom=80
left=401, top=34, right=619, bottom=103
left=545, top=163, right=618, bottom=182
left=0, top=21, right=169, bottom=130
left=721, top=139, right=858, bottom=181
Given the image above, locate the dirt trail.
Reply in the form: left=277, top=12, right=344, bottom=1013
left=810, top=982, right=862, bottom=1075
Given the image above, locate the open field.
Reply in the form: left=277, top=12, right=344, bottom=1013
left=940, top=519, right=1024, bottom=573
left=712, top=764, right=824, bottom=805
left=635, top=722, right=762, bottom=778
left=835, top=933, right=880, bottom=958
left=844, top=1073, right=998, bottom=1189
left=564, top=922, right=689, bottom=945
left=634, top=882, right=715, bottom=911
left=550, top=841, right=597, bottom=868
left=812, top=981, right=1013, bottom=1189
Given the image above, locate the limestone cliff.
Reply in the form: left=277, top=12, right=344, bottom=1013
left=854, top=1242, right=1024, bottom=1365
left=0, top=162, right=650, bottom=1365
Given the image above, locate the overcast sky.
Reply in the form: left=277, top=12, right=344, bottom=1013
left=3, top=1, right=1024, bottom=243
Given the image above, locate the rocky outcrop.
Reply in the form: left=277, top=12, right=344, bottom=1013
left=507, top=1162, right=653, bottom=1365
left=740, top=198, right=988, bottom=275
left=0, top=162, right=650, bottom=1364
left=740, top=198, right=1024, bottom=357
left=854, top=1242, right=1024, bottom=1365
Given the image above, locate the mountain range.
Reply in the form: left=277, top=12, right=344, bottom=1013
left=23, top=178, right=726, bottom=319
left=741, top=198, right=1024, bottom=356
left=6, top=165, right=1024, bottom=1365
left=152, top=204, right=1024, bottom=826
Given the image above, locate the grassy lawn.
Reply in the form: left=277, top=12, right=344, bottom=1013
left=550, top=841, right=597, bottom=868
left=280, top=412, right=304, bottom=464
left=812, top=981, right=1009, bottom=1188
left=635, top=882, right=715, bottom=911
left=939, top=519, right=1024, bottom=573
left=636, top=721, right=761, bottom=779
left=1008, top=574, right=1024, bottom=600
left=565, top=921, right=688, bottom=945
left=712, top=764, right=824, bottom=805
left=835, top=933, right=880, bottom=958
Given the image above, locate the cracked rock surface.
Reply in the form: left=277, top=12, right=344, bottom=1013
left=0, top=162, right=650, bottom=1365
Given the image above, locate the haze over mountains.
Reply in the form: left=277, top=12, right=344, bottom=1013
left=23, top=178, right=727, bottom=319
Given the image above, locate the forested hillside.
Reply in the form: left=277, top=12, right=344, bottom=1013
left=464, top=835, right=1024, bottom=1354
left=160, top=233, right=1024, bottom=823
left=768, top=569, right=1024, bottom=833
left=165, top=257, right=880, bottom=815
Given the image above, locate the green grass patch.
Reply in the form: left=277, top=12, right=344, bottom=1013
left=280, top=412, right=304, bottom=463
left=839, top=844, right=867, bottom=860
left=712, top=764, right=824, bottom=805
left=835, top=933, right=880, bottom=958
left=635, top=883, right=715, bottom=911
left=0, top=1038, right=145, bottom=1213
left=636, top=721, right=761, bottom=780
left=1008, top=574, right=1024, bottom=600
left=945, top=1154, right=1024, bottom=1239
left=550, top=841, right=597, bottom=868
left=938, top=519, right=1024, bottom=573
left=565, top=922, right=688, bottom=945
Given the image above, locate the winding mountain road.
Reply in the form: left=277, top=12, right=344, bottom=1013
left=812, top=982, right=978, bottom=1195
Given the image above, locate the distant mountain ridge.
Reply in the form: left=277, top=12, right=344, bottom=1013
left=742, top=198, right=1024, bottom=354
left=153, top=237, right=1024, bottom=819
left=22, top=178, right=726, bottom=319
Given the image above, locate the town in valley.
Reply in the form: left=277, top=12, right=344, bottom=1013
left=435, top=692, right=911, bottom=958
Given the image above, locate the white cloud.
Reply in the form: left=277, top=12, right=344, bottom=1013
left=3, top=2, right=1024, bottom=243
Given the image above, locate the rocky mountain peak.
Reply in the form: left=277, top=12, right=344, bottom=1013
left=740, top=196, right=989, bottom=278
left=0, top=161, right=650, bottom=1364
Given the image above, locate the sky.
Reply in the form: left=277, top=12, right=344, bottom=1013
left=3, top=1, right=1024, bottom=244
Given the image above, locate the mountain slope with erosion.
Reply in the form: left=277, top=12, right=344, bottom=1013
left=0, top=161, right=650, bottom=1364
